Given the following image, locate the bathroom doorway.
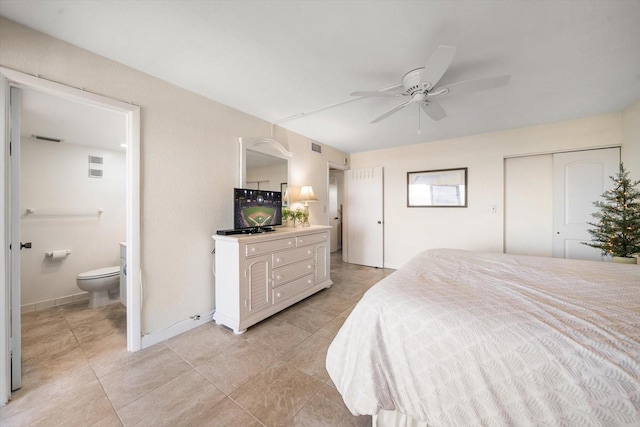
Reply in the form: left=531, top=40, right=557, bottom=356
left=1, top=68, right=141, bottom=402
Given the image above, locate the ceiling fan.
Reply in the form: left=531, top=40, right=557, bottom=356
left=351, top=45, right=510, bottom=124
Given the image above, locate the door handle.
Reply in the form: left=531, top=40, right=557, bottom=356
left=20, top=242, right=32, bottom=250
left=377, top=221, right=382, bottom=224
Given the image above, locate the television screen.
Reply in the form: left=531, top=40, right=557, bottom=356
left=234, top=188, right=282, bottom=230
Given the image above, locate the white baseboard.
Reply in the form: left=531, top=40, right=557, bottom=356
left=21, top=291, right=89, bottom=313
left=140, top=310, right=214, bottom=349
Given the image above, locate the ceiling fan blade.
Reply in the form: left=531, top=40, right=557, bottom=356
left=351, top=90, right=405, bottom=98
left=421, top=99, right=447, bottom=121
left=434, top=75, right=511, bottom=97
left=371, top=99, right=414, bottom=123
left=419, top=45, right=457, bottom=90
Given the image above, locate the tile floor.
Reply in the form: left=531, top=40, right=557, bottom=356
left=0, top=251, right=394, bottom=426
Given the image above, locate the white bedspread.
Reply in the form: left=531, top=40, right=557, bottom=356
left=326, top=249, right=640, bottom=426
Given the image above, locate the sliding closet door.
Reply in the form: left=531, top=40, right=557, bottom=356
left=504, top=155, right=553, bottom=256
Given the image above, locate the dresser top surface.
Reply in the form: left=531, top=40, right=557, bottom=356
left=213, top=225, right=331, bottom=243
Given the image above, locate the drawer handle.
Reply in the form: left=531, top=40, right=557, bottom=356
left=276, top=292, right=282, bottom=298
left=276, top=275, right=282, bottom=280
left=288, top=241, right=292, bottom=245
left=251, top=247, right=256, bottom=252
left=307, top=265, right=312, bottom=269
left=276, top=258, right=281, bottom=263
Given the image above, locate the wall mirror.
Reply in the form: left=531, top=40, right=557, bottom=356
left=239, top=137, right=293, bottom=205
left=407, top=167, right=467, bottom=207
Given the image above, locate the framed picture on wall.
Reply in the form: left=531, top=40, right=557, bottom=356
left=281, top=182, right=288, bottom=207
left=407, top=167, right=467, bottom=207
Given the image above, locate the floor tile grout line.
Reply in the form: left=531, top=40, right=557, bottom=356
left=225, top=393, right=267, bottom=427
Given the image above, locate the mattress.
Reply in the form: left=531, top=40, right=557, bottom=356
left=326, top=249, right=640, bottom=425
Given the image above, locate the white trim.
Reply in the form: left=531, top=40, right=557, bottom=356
left=238, top=137, right=293, bottom=188
left=503, top=144, right=621, bottom=159
left=141, top=311, right=214, bottom=349
left=0, top=73, right=9, bottom=406
left=0, top=68, right=142, bottom=404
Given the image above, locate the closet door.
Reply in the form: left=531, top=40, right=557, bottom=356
left=552, top=148, right=620, bottom=260
left=504, top=155, right=553, bottom=256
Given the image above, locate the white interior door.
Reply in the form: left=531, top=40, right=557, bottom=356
left=552, top=148, right=620, bottom=260
left=9, top=86, right=21, bottom=391
left=345, top=167, right=383, bottom=268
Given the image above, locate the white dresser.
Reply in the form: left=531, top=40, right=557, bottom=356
left=212, top=225, right=332, bottom=334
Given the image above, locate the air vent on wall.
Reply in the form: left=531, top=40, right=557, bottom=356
left=88, top=155, right=103, bottom=179
left=311, top=142, right=322, bottom=153
left=31, top=134, right=63, bottom=143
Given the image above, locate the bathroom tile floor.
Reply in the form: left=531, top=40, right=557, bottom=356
left=1, top=251, right=394, bottom=426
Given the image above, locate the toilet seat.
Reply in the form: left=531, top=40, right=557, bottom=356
left=77, top=266, right=119, bottom=280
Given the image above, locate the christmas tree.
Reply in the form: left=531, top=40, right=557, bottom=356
left=583, top=163, right=640, bottom=258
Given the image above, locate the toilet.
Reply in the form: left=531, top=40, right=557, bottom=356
left=76, top=266, right=120, bottom=308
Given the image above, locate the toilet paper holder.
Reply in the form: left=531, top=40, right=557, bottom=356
left=45, top=250, right=72, bottom=258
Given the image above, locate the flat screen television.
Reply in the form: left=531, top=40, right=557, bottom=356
left=234, top=188, right=282, bottom=231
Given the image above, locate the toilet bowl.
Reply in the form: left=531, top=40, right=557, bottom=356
left=76, top=266, right=120, bottom=308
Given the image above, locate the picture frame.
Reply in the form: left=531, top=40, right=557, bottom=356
left=407, top=167, right=467, bottom=207
left=280, top=182, right=288, bottom=207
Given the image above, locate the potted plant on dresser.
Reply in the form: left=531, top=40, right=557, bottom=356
left=583, top=163, right=640, bottom=264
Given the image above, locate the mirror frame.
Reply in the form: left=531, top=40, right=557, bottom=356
left=239, top=137, right=293, bottom=203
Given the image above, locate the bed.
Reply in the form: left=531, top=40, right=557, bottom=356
left=326, top=249, right=640, bottom=426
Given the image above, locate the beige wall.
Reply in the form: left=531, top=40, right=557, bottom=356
left=0, top=17, right=349, bottom=336
left=622, top=99, right=640, bottom=182
left=351, top=111, right=639, bottom=269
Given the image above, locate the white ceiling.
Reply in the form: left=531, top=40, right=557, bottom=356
left=1, top=1, right=639, bottom=154
left=20, top=88, right=127, bottom=151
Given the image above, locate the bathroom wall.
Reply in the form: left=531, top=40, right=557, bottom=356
left=20, top=137, right=126, bottom=310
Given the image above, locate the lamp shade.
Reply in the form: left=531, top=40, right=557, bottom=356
left=298, top=186, right=318, bottom=204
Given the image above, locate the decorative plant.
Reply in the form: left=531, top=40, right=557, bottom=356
left=281, top=207, right=295, bottom=225
left=583, top=163, right=640, bottom=258
left=294, top=208, right=309, bottom=226
left=281, top=207, right=293, bottom=220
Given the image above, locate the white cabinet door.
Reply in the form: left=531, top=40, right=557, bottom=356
left=245, top=255, right=271, bottom=314
left=552, top=148, right=620, bottom=260
left=314, top=243, right=330, bottom=284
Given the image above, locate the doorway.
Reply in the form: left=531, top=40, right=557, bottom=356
left=328, top=169, right=344, bottom=253
left=1, top=68, right=141, bottom=404
left=328, top=161, right=350, bottom=258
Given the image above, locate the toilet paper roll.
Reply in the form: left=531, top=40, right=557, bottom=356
left=49, top=250, right=68, bottom=260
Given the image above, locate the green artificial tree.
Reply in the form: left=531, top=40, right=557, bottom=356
left=583, top=163, right=640, bottom=258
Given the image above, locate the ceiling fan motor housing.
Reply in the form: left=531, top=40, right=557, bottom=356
left=402, top=68, right=428, bottom=95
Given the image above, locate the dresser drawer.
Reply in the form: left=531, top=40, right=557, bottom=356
left=273, top=274, right=314, bottom=304
left=273, top=246, right=313, bottom=268
left=273, top=259, right=314, bottom=286
left=246, top=238, right=295, bottom=258
left=295, top=232, right=328, bottom=247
